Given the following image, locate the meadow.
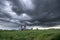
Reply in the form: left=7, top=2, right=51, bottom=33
left=0, top=29, right=60, bottom=40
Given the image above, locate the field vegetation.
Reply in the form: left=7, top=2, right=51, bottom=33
left=0, top=29, right=60, bottom=40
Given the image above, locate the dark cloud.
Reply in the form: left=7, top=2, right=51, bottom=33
left=0, top=0, right=60, bottom=29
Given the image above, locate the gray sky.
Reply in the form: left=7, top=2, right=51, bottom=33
left=0, top=0, right=60, bottom=30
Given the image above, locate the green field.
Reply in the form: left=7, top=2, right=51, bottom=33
left=0, top=29, right=60, bottom=40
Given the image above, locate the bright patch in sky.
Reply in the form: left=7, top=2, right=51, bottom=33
left=19, top=0, right=35, bottom=10
left=1, top=0, right=18, bottom=18
left=22, top=13, right=27, bottom=17
left=19, top=13, right=32, bottom=20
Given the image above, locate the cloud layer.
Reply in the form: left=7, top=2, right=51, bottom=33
left=0, top=0, right=60, bottom=30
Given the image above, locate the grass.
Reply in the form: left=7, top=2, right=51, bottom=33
left=0, top=29, right=60, bottom=40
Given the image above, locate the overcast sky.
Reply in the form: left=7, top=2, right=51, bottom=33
left=0, top=0, right=60, bottom=30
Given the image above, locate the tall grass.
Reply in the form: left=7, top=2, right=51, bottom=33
left=0, top=29, right=60, bottom=40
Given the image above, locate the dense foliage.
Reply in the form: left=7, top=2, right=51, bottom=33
left=0, top=29, right=60, bottom=40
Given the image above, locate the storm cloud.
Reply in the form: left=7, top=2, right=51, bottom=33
left=0, top=0, right=60, bottom=30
